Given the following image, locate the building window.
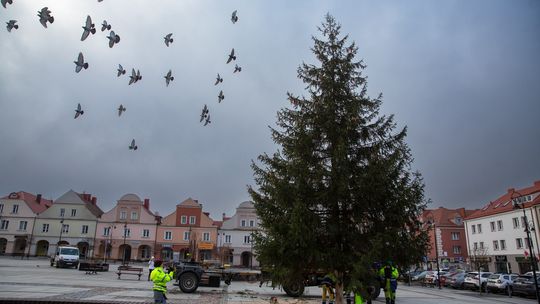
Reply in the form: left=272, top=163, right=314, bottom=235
left=225, top=235, right=231, bottom=243
left=455, top=217, right=462, bottom=225
left=189, top=216, right=196, bottom=225
left=183, top=231, right=190, bottom=241
left=493, top=240, right=499, bottom=251
left=0, top=220, right=8, bottom=230
left=453, top=246, right=461, bottom=254
left=71, top=209, right=77, bottom=217
left=471, top=225, right=476, bottom=234
left=451, top=232, right=460, bottom=240
left=490, top=221, right=495, bottom=232
left=120, top=211, right=127, bottom=220
left=477, top=224, right=482, bottom=233
left=0, top=203, right=4, bottom=213
left=480, top=242, right=484, bottom=249
left=500, top=240, right=506, bottom=250
left=142, top=229, right=150, bottom=238
left=244, top=235, right=251, bottom=244
left=131, top=212, right=138, bottom=220
left=516, top=238, right=523, bottom=249
left=18, top=221, right=28, bottom=231
left=181, top=216, right=187, bottom=224
left=60, top=208, right=65, bottom=217
left=164, top=231, right=172, bottom=240
left=521, top=216, right=527, bottom=228
left=62, top=224, right=69, bottom=233
left=203, top=232, right=210, bottom=241
left=42, top=223, right=49, bottom=233
left=81, top=225, right=88, bottom=234
left=12, top=204, right=19, bottom=214
left=249, top=220, right=255, bottom=227
left=103, top=227, right=110, bottom=236
left=513, top=217, right=519, bottom=228
left=497, top=220, right=503, bottom=231
left=525, top=238, right=534, bottom=249
left=123, top=227, right=130, bottom=237
left=241, top=220, right=246, bottom=227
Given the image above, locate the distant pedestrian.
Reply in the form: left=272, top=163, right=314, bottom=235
left=150, top=259, right=175, bottom=304
left=148, top=256, right=155, bottom=281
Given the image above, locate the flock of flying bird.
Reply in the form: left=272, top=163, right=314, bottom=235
left=3, top=1, right=243, bottom=151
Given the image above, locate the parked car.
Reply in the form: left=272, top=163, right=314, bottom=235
left=441, top=271, right=463, bottom=287
left=512, top=275, right=540, bottom=297
left=486, top=273, right=519, bottom=294
left=463, top=271, right=493, bottom=291
left=448, top=272, right=467, bottom=289
left=424, top=271, right=448, bottom=286
left=401, top=269, right=423, bottom=281
left=411, top=271, right=429, bottom=282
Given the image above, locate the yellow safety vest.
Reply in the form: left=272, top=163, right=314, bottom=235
left=150, top=267, right=174, bottom=293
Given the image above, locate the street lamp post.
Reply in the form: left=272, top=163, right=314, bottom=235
left=428, top=220, right=442, bottom=289
left=512, top=190, right=540, bottom=303
left=122, top=223, right=128, bottom=265
left=58, top=219, right=65, bottom=250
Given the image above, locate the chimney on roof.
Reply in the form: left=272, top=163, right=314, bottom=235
left=507, top=188, right=515, bottom=194
left=203, top=212, right=209, bottom=216
left=222, top=213, right=226, bottom=221
left=91, top=197, right=97, bottom=205
left=144, top=199, right=150, bottom=210
left=36, top=194, right=42, bottom=204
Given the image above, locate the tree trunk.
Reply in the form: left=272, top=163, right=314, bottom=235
left=335, top=270, right=345, bottom=304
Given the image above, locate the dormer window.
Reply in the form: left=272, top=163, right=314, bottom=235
left=454, top=217, right=462, bottom=225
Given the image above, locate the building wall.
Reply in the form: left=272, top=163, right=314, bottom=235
left=0, top=198, right=38, bottom=256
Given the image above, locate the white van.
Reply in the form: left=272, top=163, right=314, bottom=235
left=50, top=246, right=80, bottom=268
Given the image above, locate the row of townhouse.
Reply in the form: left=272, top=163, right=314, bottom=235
left=464, top=180, right=540, bottom=274
left=0, top=190, right=260, bottom=268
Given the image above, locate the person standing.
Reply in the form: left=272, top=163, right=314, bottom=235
left=148, top=256, right=155, bottom=281
left=379, top=261, right=399, bottom=304
left=320, top=274, right=336, bottom=304
left=150, top=259, right=175, bottom=304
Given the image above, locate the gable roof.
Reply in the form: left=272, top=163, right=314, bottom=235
left=1, top=191, right=52, bottom=214
left=178, top=197, right=201, bottom=208
left=421, top=207, right=477, bottom=227
left=54, top=190, right=104, bottom=218
left=465, top=180, right=540, bottom=220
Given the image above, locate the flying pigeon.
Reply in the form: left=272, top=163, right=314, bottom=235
left=164, top=70, right=174, bottom=87
left=74, top=103, right=84, bottom=119
left=117, top=104, right=126, bottom=116
left=117, top=64, right=126, bottom=77
left=234, top=64, right=242, bottom=73
left=226, top=48, right=236, bottom=64
left=129, top=139, right=138, bottom=150
left=107, top=31, right=120, bottom=48
left=231, top=10, right=238, bottom=24
left=37, top=7, right=54, bottom=28
left=218, top=90, right=224, bottom=103
left=80, top=15, right=96, bottom=41
left=101, top=20, right=111, bottom=31
left=1, top=0, right=13, bottom=9
left=214, top=73, right=223, bottom=85
left=200, top=104, right=209, bottom=122
left=74, top=52, right=89, bottom=73
left=164, top=33, right=173, bottom=47
left=6, top=20, right=18, bottom=32
left=204, top=114, right=211, bottom=126
left=128, top=68, right=142, bottom=85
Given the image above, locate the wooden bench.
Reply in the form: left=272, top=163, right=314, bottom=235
left=116, top=265, right=143, bottom=280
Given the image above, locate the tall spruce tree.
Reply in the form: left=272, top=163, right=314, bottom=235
left=249, top=15, right=428, bottom=303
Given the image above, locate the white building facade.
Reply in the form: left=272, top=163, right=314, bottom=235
left=218, top=201, right=260, bottom=268
left=464, top=181, right=540, bottom=274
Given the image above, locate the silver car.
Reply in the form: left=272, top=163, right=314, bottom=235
left=486, top=273, right=518, bottom=294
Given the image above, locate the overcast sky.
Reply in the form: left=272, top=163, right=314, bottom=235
left=1, top=0, right=539, bottom=219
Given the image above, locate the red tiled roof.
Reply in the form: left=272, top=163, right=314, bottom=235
left=1, top=191, right=52, bottom=214
left=421, top=207, right=478, bottom=227
left=465, top=180, right=540, bottom=220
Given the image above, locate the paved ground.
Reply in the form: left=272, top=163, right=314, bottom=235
left=0, top=257, right=536, bottom=303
